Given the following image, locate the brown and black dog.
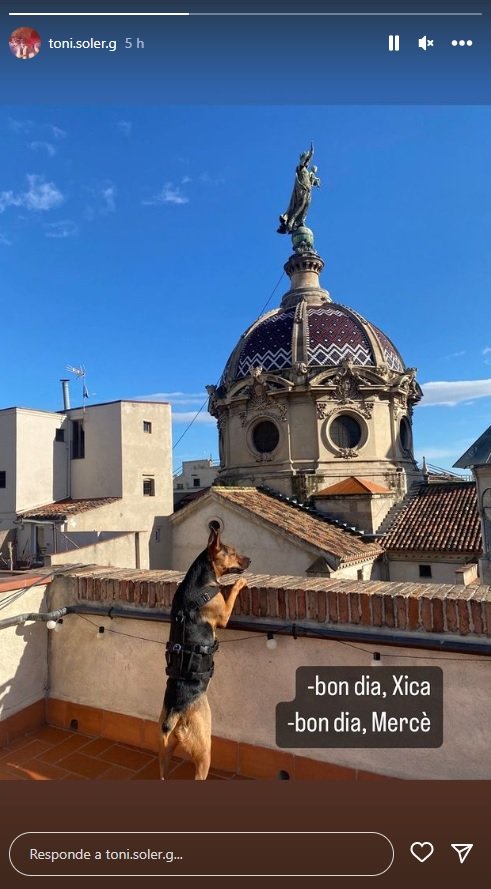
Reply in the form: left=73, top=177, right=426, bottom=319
left=158, top=527, right=250, bottom=780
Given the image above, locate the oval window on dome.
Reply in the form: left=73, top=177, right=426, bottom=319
left=252, top=420, right=280, bottom=454
left=400, top=416, right=412, bottom=452
left=329, top=415, right=362, bottom=450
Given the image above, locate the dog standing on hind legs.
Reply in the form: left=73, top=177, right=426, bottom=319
left=159, top=526, right=250, bottom=780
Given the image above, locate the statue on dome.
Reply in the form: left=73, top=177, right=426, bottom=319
left=277, top=143, right=320, bottom=235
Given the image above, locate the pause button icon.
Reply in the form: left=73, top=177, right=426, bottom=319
left=388, top=34, right=400, bottom=52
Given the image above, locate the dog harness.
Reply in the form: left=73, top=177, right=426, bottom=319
left=165, top=584, right=220, bottom=683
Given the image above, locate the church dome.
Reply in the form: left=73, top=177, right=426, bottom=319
left=220, top=300, right=404, bottom=387
left=208, top=156, right=422, bottom=503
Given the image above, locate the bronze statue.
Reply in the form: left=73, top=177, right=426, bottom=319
left=278, top=144, right=320, bottom=234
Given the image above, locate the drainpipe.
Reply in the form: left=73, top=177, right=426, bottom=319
left=1, top=604, right=490, bottom=657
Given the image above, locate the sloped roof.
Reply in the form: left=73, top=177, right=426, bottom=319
left=454, top=425, right=491, bottom=468
left=173, top=486, right=382, bottom=566
left=173, top=488, right=211, bottom=512
left=383, top=483, right=481, bottom=554
left=315, top=477, right=391, bottom=496
left=17, top=498, right=121, bottom=522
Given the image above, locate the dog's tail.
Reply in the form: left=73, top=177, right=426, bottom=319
left=161, top=709, right=179, bottom=736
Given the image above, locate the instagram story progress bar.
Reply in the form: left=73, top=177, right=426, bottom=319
left=7, top=9, right=486, bottom=16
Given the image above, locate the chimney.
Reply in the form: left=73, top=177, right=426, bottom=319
left=60, top=379, right=71, bottom=411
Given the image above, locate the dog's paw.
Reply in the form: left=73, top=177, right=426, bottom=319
left=232, top=576, right=248, bottom=593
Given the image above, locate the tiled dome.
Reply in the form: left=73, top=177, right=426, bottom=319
left=221, top=301, right=404, bottom=386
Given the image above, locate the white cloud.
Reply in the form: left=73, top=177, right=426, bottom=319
left=85, top=181, right=116, bottom=218
left=0, top=233, right=12, bottom=246
left=443, top=350, right=466, bottom=359
left=8, top=118, right=33, bottom=134
left=101, top=183, right=116, bottom=213
left=0, top=175, right=63, bottom=214
left=172, top=412, right=215, bottom=425
left=29, top=141, right=56, bottom=157
left=133, top=392, right=207, bottom=406
left=420, top=378, right=491, bottom=406
left=143, top=182, right=189, bottom=206
left=48, top=125, right=66, bottom=139
left=414, top=447, right=458, bottom=460
left=8, top=120, right=66, bottom=139
left=132, top=395, right=213, bottom=423
left=199, top=171, right=225, bottom=186
left=482, top=347, right=491, bottom=355
left=45, top=220, right=78, bottom=239
left=117, top=120, right=132, bottom=136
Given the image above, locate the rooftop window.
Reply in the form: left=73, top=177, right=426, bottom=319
left=71, top=420, right=85, bottom=459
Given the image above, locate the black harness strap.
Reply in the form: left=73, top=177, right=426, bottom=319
left=165, top=584, right=220, bottom=682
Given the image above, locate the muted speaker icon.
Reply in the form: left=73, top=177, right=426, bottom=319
left=418, top=35, right=434, bottom=51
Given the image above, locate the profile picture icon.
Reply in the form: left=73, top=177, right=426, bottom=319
left=9, top=26, right=41, bottom=60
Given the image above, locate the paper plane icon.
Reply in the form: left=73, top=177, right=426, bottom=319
left=451, top=843, right=473, bottom=864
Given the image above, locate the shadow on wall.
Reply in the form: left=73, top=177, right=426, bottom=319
left=149, top=516, right=172, bottom=570
left=0, top=530, right=16, bottom=570
left=0, top=584, right=49, bottom=739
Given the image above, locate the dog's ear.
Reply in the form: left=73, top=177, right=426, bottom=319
left=207, top=525, right=221, bottom=553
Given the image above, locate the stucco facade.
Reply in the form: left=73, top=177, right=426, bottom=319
left=39, top=571, right=491, bottom=780
left=477, top=464, right=491, bottom=584
left=1, top=400, right=173, bottom=569
left=0, top=408, right=65, bottom=523
left=0, top=581, right=48, bottom=722
left=313, top=487, right=394, bottom=535
left=173, top=458, right=218, bottom=503
left=386, top=554, right=479, bottom=586
left=455, top=427, right=491, bottom=585
left=170, top=488, right=382, bottom=580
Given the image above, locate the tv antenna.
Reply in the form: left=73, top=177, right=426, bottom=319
left=66, top=364, right=91, bottom=407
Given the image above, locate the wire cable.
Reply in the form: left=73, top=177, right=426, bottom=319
left=172, top=270, right=285, bottom=452
left=73, top=613, right=491, bottom=663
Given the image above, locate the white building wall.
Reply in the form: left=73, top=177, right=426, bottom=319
left=387, top=556, right=472, bottom=585
left=69, top=402, right=123, bottom=500
left=0, top=409, right=18, bottom=523
left=174, top=459, right=218, bottom=494
left=46, top=588, right=491, bottom=780
left=473, top=465, right=491, bottom=584
left=121, top=401, right=172, bottom=506
left=0, top=582, right=48, bottom=720
left=48, top=531, right=138, bottom=569
left=1, top=401, right=173, bottom=570
left=0, top=408, right=67, bottom=520
left=120, top=401, right=173, bottom=568
left=16, top=409, right=68, bottom=511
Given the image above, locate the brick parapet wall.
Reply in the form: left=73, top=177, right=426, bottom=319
left=58, top=567, right=491, bottom=638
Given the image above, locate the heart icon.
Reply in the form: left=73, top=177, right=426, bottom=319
left=410, top=842, right=434, bottom=863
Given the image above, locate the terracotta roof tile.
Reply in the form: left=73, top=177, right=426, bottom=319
left=209, top=487, right=383, bottom=565
left=315, top=477, right=391, bottom=496
left=383, top=483, right=482, bottom=554
left=17, top=498, right=121, bottom=522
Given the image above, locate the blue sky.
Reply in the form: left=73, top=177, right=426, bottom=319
left=0, top=105, right=490, bottom=472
